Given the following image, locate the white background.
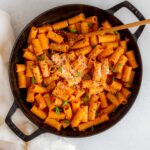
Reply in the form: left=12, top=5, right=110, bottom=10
left=0, top=0, right=150, bottom=150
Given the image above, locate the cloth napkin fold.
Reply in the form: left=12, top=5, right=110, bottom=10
left=0, top=9, right=76, bottom=150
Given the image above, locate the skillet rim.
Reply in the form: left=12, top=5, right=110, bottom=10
left=8, top=3, right=143, bottom=137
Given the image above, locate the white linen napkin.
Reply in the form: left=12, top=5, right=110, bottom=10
left=0, top=9, right=76, bottom=150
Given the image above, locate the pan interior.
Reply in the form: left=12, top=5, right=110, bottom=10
left=9, top=4, right=142, bottom=137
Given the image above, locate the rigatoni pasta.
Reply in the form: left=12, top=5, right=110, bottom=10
left=15, top=13, right=138, bottom=132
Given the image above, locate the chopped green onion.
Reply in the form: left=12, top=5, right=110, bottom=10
left=37, top=53, right=46, bottom=60
left=118, top=63, right=122, bottom=68
left=76, top=72, right=81, bottom=77
left=115, top=31, right=120, bottom=35
left=55, top=107, right=60, bottom=114
left=58, top=66, right=62, bottom=73
left=82, top=93, right=90, bottom=105
left=37, top=56, right=41, bottom=60
left=31, top=76, right=35, bottom=84
left=62, top=100, right=68, bottom=107
left=63, top=119, right=70, bottom=124
left=70, top=29, right=77, bottom=33
left=85, top=93, right=90, bottom=100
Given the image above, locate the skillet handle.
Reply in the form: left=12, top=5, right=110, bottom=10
left=107, top=1, right=145, bottom=40
left=5, top=102, right=45, bottom=142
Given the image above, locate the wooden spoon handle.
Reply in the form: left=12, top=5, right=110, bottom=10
left=107, top=19, right=150, bottom=32
left=86, top=19, right=150, bottom=36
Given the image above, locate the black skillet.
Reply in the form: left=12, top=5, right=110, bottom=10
left=5, top=1, right=145, bottom=142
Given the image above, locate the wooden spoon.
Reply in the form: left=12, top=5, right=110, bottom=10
left=85, top=19, right=150, bottom=36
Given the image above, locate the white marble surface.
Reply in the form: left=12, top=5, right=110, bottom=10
left=0, top=0, right=150, bottom=150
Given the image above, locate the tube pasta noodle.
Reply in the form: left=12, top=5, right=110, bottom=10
left=110, top=80, right=122, bottom=91
left=71, top=98, right=80, bottom=113
left=99, top=92, right=108, bottom=108
left=31, top=105, right=47, bottom=120
left=116, top=71, right=123, bottom=79
left=102, top=20, right=112, bottom=29
left=109, top=46, right=125, bottom=64
left=28, top=27, right=38, bottom=43
left=121, top=87, right=131, bottom=99
left=106, top=93, right=120, bottom=107
left=102, top=42, right=118, bottom=49
left=75, top=46, right=92, bottom=56
left=90, top=35, right=98, bottom=46
left=88, top=101, right=98, bottom=120
left=38, top=25, right=52, bottom=34
left=63, top=104, right=72, bottom=120
left=49, top=43, right=69, bottom=52
left=32, top=39, right=43, bottom=56
left=16, top=13, right=138, bottom=131
left=85, top=16, right=98, bottom=23
left=26, top=61, right=34, bottom=77
left=81, top=105, right=88, bottom=122
left=68, top=13, right=85, bottom=24
left=39, top=60, right=50, bottom=77
left=78, top=120, right=94, bottom=131
left=23, top=50, right=36, bottom=61
left=117, top=92, right=127, bottom=105
left=93, top=114, right=109, bottom=126
left=93, top=62, right=102, bottom=81
left=80, top=22, right=89, bottom=34
left=27, top=44, right=34, bottom=52
left=17, top=71, right=26, bottom=88
left=114, top=55, right=128, bottom=73
left=43, top=93, right=51, bottom=107
left=38, top=34, right=49, bottom=50
left=100, top=48, right=114, bottom=58
left=32, top=65, right=42, bottom=84
left=45, top=118, right=62, bottom=131
left=100, top=104, right=116, bottom=114
left=122, top=65, right=132, bottom=82
left=35, top=94, right=47, bottom=109
left=16, top=64, right=26, bottom=72
left=47, top=30, right=64, bottom=43
left=52, top=20, right=68, bottom=30
left=71, top=108, right=84, bottom=127
left=31, top=84, right=47, bottom=93
left=26, top=87, right=34, bottom=102
left=120, top=40, right=127, bottom=51
left=126, top=50, right=138, bottom=69
left=71, top=37, right=89, bottom=49
left=88, top=45, right=103, bottom=59
left=48, top=111, right=65, bottom=120
left=104, top=85, right=117, bottom=94
left=124, top=71, right=135, bottom=88
left=98, top=35, right=116, bottom=43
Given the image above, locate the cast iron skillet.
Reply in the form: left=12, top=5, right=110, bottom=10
left=5, top=1, right=145, bottom=142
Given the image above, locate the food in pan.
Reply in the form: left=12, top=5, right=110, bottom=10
left=15, top=13, right=138, bottom=131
